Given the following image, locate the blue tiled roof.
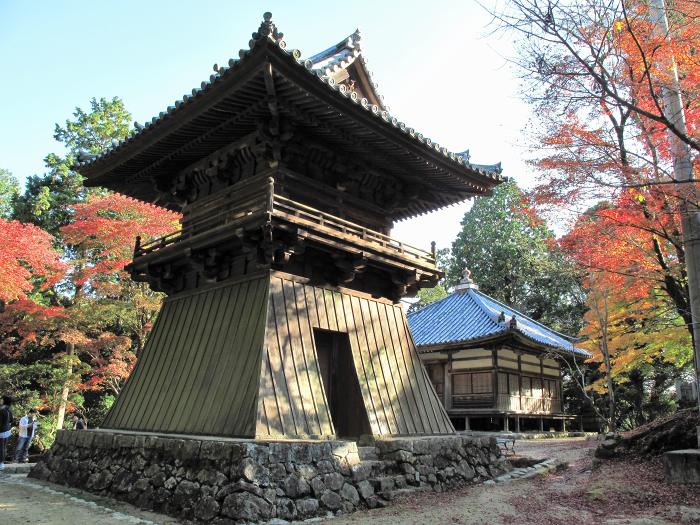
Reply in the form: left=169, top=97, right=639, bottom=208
left=407, top=288, right=590, bottom=358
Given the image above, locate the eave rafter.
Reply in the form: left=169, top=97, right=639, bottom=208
left=125, top=99, right=268, bottom=189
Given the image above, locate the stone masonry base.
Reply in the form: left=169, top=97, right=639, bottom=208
left=30, top=429, right=511, bottom=523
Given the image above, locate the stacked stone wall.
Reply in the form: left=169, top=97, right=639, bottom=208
left=31, top=430, right=510, bottom=523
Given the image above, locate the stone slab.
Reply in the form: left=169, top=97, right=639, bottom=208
left=664, top=449, right=700, bottom=485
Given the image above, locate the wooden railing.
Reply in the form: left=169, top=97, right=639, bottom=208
left=452, top=393, right=494, bottom=409
left=272, top=195, right=435, bottom=266
left=133, top=177, right=436, bottom=267
left=135, top=176, right=272, bottom=257
left=495, top=394, right=562, bottom=414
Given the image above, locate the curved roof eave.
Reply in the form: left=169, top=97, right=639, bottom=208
left=74, top=14, right=503, bottom=190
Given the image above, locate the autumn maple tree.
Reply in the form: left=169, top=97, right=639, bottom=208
left=0, top=219, right=64, bottom=305
left=0, top=97, right=181, bottom=444
left=488, top=0, right=700, bottom=426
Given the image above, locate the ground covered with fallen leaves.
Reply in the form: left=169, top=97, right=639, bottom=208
left=319, top=438, right=700, bottom=525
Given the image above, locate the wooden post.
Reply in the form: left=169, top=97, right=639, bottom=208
left=444, top=354, right=453, bottom=411
left=515, top=416, right=520, bottom=432
left=503, top=416, right=509, bottom=432
left=539, top=417, right=544, bottom=432
left=562, top=418, right=567, bottom=432
left=517, top=353, right=523, bottom=411
left=465, top=416, right=470, bottom=431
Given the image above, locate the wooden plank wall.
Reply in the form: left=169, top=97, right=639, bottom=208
left=103, top=275, right=269, bottom=437
left=256, top=274, right=454, bottom=438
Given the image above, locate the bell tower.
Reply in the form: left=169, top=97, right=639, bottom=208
left=75, top=13, right=503, bottom=439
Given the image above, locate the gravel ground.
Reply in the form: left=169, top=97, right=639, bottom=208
left=1, top=438, right=697, bottom=525
left=0, top=472, right=179, bottom=525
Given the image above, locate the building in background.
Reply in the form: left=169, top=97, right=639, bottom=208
left=408, top=270, right=591, bottom=432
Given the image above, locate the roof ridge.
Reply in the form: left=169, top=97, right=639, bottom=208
left=472, top=288, right=577, bottom=342
left=467, top=288, right=507, bottom=330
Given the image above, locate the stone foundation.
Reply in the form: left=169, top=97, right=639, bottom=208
left=30, top=430, right=510, bottom=523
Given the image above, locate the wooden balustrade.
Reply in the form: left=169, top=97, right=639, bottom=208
left=449, top=393, right=562, bottom=414
left=133, top=178, right=436, bottom=267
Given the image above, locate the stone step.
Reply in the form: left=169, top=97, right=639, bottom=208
left=368, top=473, right=412, bottom=495
left=357, top=446, right=379, bottom=460
left=0, top=462, right=35, bottom=475
left=382, top=486, right=429, bottom=501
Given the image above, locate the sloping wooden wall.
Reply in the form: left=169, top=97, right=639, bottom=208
left=256, top=274, right=454, bottom=438
left=103, top=275, right=269, bottom=437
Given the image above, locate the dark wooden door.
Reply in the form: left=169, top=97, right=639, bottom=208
left=313, top=329, right=371, bottom=438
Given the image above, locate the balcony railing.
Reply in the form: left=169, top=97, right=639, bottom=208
left=495, top=394, right=562, bottom=414
left=134, top=176, right=436, bottom=267
left=446, top=393, right=562, bottom=414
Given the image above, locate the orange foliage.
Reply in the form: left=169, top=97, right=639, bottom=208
left=0, top=219, right=65, bottom=303
left=60, top=193, right=180, bottom=286
left=561, top=189, right=683, bottom=300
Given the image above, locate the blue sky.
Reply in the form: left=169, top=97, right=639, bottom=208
left=0, top=0, right=531, bottom=250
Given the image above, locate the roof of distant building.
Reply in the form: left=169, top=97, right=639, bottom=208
left=408, top=271, right=590, bottom=358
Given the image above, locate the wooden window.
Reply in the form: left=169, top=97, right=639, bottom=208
left=532, top=378, right=542, bottom=398
left=452, top=373, right=472, bottom=395
left=472, top=372, right=492, bottom=394
left=509, top=373, right=520, bottom=396
left=498, top=373, right=508, bottom=394
left=522, top=377, right=532, bottom=396
left=543, top=380, right=551, bottom=398
left=452, top=372, right=493, bottom=394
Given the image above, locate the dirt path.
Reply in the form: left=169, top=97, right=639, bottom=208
left=313, top=438, right=700, bottom=525
left=0, top=473, right=179, bottom=525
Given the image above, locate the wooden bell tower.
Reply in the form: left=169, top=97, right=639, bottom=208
left=76, top=13, right=503, bottom=439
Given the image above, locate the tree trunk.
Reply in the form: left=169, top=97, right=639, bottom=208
left=600, top=334, right=616, bottom=433
left=55, top=342, right=74, bottom=431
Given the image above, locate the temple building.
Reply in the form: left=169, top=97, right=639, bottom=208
left=73, top=14, right=504, bottom=440
left=408, top=271, right=591, bottom=432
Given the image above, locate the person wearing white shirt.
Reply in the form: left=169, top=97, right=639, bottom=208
left=14, top=408, right=38, bottom=463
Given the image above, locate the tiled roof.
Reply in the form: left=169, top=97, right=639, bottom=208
left=75, top=13, right=503, bottom=182
left=407, top=287, right=590, bottom=358
left=306, top=29, right=386, bottom=111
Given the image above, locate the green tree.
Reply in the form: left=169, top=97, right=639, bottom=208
left=409, top=248, right=450, bottom=312
left=448, top=179, right=585, bottom=334
left=13, top=97, right=132, bottom=235
left=0, top=168, right=20, bottom=219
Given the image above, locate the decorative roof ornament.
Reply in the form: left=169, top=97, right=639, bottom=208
left=250, top=12, right=285, bottom=48
left=454, top=268, right=479, bottom=292
left=497, top=311, right=506, bottom=323
left=349, top=28, right=362, bottom=48
left=509, top=315, right=518, bottom=329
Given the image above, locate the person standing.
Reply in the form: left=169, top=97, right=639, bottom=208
left=0, top=396, right=13, bottom=471
left=72, top=415, right=87, bottom=430
left=14, top=409, right=38, bottom=463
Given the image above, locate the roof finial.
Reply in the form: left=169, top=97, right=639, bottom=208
left=250, top=12, right=285, bottom=48
left=509, top=315, right=518, bottom=329
left=454, top=267, right=479, bottom=292
left=350, top=28, right=362, bottom=47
